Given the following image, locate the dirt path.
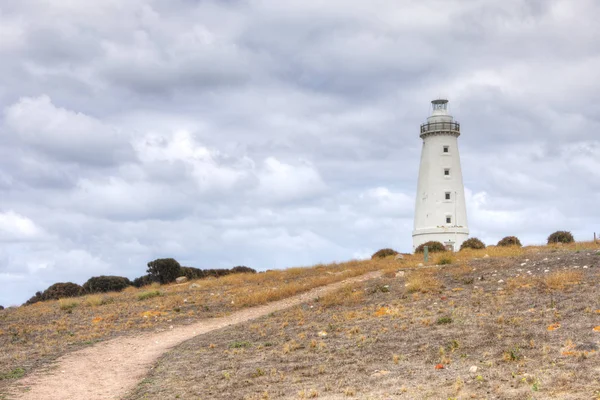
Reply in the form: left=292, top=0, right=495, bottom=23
left=9, top=271, right=381, bottom=400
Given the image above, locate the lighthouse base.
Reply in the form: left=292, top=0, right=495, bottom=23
left=412, top=227, right=469, bottom=252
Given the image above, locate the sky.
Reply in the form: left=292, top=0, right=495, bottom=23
left=1, top=0, right=599, bottom=306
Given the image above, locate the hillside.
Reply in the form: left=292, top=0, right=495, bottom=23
left=126, top=244, right=600, bottom=400
left=1, top=242, right=599, bottom=399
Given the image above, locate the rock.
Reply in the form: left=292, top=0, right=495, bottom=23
left=417, top=263, right=424, bottom=267
left=318, top=331, right=328, bottom=337
left=189, top=283, right=200, bottom=289
left=575, top=342, right=599, bottom=352
left=497, top=280, right=504, bottom=284
left=483, top=254, right=490, bottom=258
left=395, top=254, right=404, bottom=260
left=395, top=271, right=406, bottom=278
left=469, top=366, right=478, bottom=373
left=370, top=370, right=390, bottom=378
left=176, top=276, right=188, bottom=284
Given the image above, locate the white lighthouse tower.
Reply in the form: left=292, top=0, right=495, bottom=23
left=412, top=99, right=468, bottom=252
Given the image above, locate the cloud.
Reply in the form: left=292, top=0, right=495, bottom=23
left=1, top=0, right=600, bottom=305
left=3, top=95, right=134, bottom=165
left=0, top=211, right=47, bottom=242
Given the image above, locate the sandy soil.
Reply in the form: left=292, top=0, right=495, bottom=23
left=6, top=271, right=381, bottom=400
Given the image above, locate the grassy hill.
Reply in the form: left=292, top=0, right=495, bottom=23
left=125, top=243, right=600, bottom=400
left=2, top=242, right=600, bottom=399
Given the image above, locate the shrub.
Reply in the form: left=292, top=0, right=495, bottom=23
left=147, top=258, right=182, bottom=284
left=0, top=305, right=4, bottom=310
left=547, top=231, right=574, bottom=244
left=58, top=298, right=80, bottom=311
left=25, top=282, right=84, bottom=305
left=437, top=255, right=454, bottom=265
left=415, top=241, right=446, bottom=253
left=371, top=248, right=399, bottom=259
left=497, top=236, right=522, bottom=247
left=83, top=276, right=131, bottom=293
left=132, top=274, right=156, bottom=288
left=460, top=237, right=486, bottom=250
left=137, top=290, right=161, bottom=301
left=231, top=266, right=257, bottom=274
left=44, top=282, right=83, bottom=300
left=178, top=265, right=257, bottom=281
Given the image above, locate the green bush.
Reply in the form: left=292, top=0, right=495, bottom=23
left=0, top=305, right=4, bottom=310
left=137, top=290, right=161, bottom=301
left=83, top=276, right=131, bottom=293
left=415, top=241, right=446, bottom=253
left=179, top=266, right=257, bottom=280
left=460, top=237, right=486, bottom=250
left=497, top=236, right=522, bottom=247
left=147, top=258, right=182, bottom=284
left=371, top=248, right=399, bottom=259
left=132, top=274, right=156, bottom=288
left=25, top=282, right=84, bottom=305
left=437, top=256, right=454, bottom=265
left=547, top=231, right=574, bottom=244
left=231, top=266, right=257, bottom=274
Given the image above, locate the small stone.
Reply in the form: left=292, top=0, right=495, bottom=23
left=583, top=266, right=588, bottom=269
left=318, top=331, right=328, bottom=337
left=575, top=342, right=599, bottom=352
left=520, top=263, right=527, bottom=266
left=483, top=254, right=490, bottom=258
left=395, top=271, right=406, bottom=278
left=469, top=366, right=478, bottom=373
left=189, top=283, right=200, bottom=289
left=395, top=254, right=404, bottom=260
left=183, top=298, right=188, bottom=303
left=544, top=270, right=549, bottom=273
left=418, top=263, right=424, bottom=267
left=175, top=276, right=188, bottom=284
left=497, top=280, right=504, bottom=284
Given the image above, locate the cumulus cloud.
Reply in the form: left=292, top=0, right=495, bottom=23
left=3, top=95, right=134, bottom=165
left=1, top=0, right=599, bottom=305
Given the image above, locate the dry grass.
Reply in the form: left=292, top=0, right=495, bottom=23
left=0, top=256, right=400, bottom=391
left=318, top=284, right=365, bottom=308
left=2, top=240, right=599, bottom=396
left=405, top=270, right=442, bottom=293
left=542, top=270, right=584, bottom=290
left=126, top=246, right=600, bottom=400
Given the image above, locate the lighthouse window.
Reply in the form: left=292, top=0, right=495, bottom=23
left=443, top=146, right=449, bottom=153
left=446, top=216, right=452, bottom=224
left=444, top=168, right=450, bottom=176
left=445, top=192, right=451, bottom=200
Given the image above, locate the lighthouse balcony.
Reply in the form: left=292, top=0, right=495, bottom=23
left=420, top=122, right=460, bottom=138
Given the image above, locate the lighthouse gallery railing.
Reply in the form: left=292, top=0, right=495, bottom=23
left=420, top=121, right=460, bottom=133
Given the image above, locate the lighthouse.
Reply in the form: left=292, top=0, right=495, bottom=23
left=412, top=99, right=469, bottom=252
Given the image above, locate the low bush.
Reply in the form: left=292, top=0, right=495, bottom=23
left=460, top=237, right=486, bottom=250
left=131, top=274, right=157, bottom=288
left=371, top=248, right=399, bottom=259
left=137, top=290, right=161, bottom=301
left=415, top=241, right=446, bottom=253
left=180, top=266, right=257, bottom=280
left=58, top=298, right=80, bottom=311
left=25, top=282, right=84, bottom=305
left=0, top=305, right=4, bottom=310
left=83, top=276, right=131, bottom=293
left=497, top=236, right=522, bottom=247
left=437, top=255, right=454, bottom=265
left=547, top=231, right=574, bottom=244
left=147, top=258, right=182, bottom=284
left=231, top=266, right=257, bottom=274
